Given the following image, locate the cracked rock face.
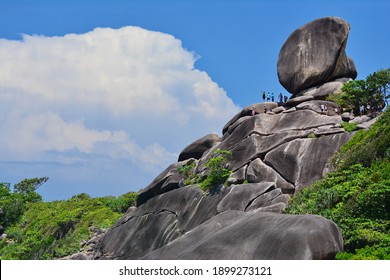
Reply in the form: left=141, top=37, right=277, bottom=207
left=74, top=17, right=364, bottom=260
left=85, top=105, right=351, bottom=260
left=142, top=211, right=343, bottom=260
left=178, top=133, right=220, bottom=162
left=264, top=133, right=352, bottom=191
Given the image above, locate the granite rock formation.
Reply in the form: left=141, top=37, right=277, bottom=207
left=277, top=17, right=357, bottom=97
left=73, top=102, right=356, bottom=260
left=178, top=133, right=220, bottom=162
left=66, top=17, right=377, bottom=260
left=142, top=211, right=343, bottom=260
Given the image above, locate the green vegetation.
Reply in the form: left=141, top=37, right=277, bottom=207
left=177, top=160, right=199, bottom=186
left=0, top=180, right=137, bottom=260
left=307, top=133, right=317, bottom=139
left=0, top=149, right=232, bottom=259
left=328, top=68, right=390, bottom=114
left=332, top=106, right=390, bottom=170
left=0, top=177, right=47, bottom=229
left=285, top=107, right=390, bottom=259
left=340, top=121, right=357, bottom=132
left=198, top=149, right=232, bottom=192
left=177, top=149, right=232, bottom=192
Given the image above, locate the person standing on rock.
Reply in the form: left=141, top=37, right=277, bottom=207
left=279, top=93, right=283, bottom=103
left=271, top=93, right=275, bottom=102
left=360, top=105, right=365, bottom=115
left=366, top=104, right=371, bottom=114
left=267, top=92, right=270, bottom=101
left=251, top=106, right=256, bottom=116
left=262, top=91, right=266, bottom=101
left=320, top=104, right=325, bottom=114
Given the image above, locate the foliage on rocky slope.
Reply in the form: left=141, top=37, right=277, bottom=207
left=0, top=191, right=137, bottom=259
left=285, top=108, right=390, bottom=259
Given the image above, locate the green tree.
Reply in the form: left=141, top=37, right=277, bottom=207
left=0, top=178, right=48, bottom=228
left=340, top=79, right=367, bottom=115
left=366, top=68, right=390, bottom=107
left=13, top=177, right=48, bottom=203
left=199, top=150, right=232, bottom=192
left=0, top=183, right=11, bottom=200
left=329, top=68, right=390, bottom=114
left=327, top=90, right=348, bottom=109
left=0, top=184, right=24, bottom=228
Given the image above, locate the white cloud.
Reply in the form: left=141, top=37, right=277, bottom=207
left=0, top=26, right=239, bottom=200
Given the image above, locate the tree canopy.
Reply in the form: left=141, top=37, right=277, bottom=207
left=328, top=68, right=390, bottom=115
left=0, top=177, right=47, bottom=228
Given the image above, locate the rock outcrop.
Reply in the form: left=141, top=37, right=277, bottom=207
left=68, top=17, right=370, bottom=260
left=277, top=17, right=357, bottom=97
left=78, top=103, right=353, bottom=260
left=143, top=211, right=343, bottom=260
left=178, top=133, right=220, bottom=162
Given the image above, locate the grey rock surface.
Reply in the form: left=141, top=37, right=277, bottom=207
left=78, top=17, right=366, bottom=261
left=272, top=106, right=286, bottom=114
left=90, top=107, right=354, bottom=260
left=142, top=212, right=343, bottom=260
left=341, top=112, right=355, bottom=122
left=296, top=100, right=339, bottom=115
left=246, top=158, right=295, bottom=193
left=222, top=102, right=278, bottom=135
left=137, top=158, right=197, bottom=206
left=296, top=79, right=351, bottom=99
left=277, top=17, right=357, bottom=94
left=264, top=133, right=352, bottom=191
left=178, top=133, right=220, bottom=162
left=285, top=95, right=314, bottom=107
left=217, top=182, right=276, bottom=212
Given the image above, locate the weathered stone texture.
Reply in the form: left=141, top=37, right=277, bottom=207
left=277, top=17, right=357, bottom=95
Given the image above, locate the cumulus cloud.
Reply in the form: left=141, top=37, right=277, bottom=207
left=0, top=26, right=239, bottom=199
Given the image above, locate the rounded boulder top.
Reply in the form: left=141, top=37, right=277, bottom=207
left=277, top=17, right=357, bottom=95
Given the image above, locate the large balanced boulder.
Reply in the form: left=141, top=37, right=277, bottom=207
left=277, top=17, right=357, bottom=95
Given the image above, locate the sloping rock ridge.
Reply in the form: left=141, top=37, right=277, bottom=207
left=68, top=17, right=376, bottom=260
left=73, top=103, right=358, bottom=260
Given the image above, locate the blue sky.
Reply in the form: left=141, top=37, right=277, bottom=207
left=1, top=0, right=389, bottom=201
